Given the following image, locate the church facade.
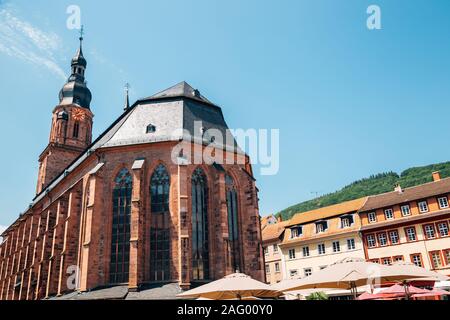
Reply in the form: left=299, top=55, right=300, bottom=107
left=0, top=37, right=264, bottom=300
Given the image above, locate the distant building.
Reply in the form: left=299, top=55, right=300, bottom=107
left=359, top=171, right=450, bottom=275
left=0, top=36, right=264, bottom=300
left=279, top=198, right=368, bottom=279
left=262, top=220, right=288, bottom=284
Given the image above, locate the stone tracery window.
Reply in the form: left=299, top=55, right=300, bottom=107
left=226, top=174, right=242, bottom=273
left=150, top=164, right=171, bottom=281
left=191, top=168, right=209, bottom=280
left=109, top=168, right=132, bottom=284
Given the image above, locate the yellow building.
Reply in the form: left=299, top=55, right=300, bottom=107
left=279, top=198, right=368, bottom=279
left=359, top=172, right=450, bottom=276
left=262, top=219, right=288, bottom=284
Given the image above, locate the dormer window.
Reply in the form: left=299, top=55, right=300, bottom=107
left=315, top=221, right=328, bottom=233
left=146, top=124, right=156, bottom=133
left=340, top=215, right=354, bottom=228
left=290, top=226, right=302, bottom=239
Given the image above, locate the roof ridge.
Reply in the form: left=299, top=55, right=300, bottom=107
left=366, top=176, right=450, bottom=199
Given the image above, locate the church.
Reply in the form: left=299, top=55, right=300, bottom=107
left=0, top=35, right=264, bottom=300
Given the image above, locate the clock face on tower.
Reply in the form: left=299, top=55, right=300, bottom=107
left=72, top=108, right=86, bottom=121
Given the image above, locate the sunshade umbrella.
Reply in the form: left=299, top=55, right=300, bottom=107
left=378, top=283, right=429, bottom=299
left=177, top=273, right=281, bottom=300
left=275, top=257, right=449, bottom=299
left=411, top=288, right=449, bottom=299
left=388, top=261, right=449, bottom=281
left=275, top=258, right=394, bottom=293
left=379, top=283, right=429, bottom=295
left=356, top=291, right=398, bottom=300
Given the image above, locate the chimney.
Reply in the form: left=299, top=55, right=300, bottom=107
left=394, top=184, right=402, bottom=193
left=432, top=171, right=441, bottom=182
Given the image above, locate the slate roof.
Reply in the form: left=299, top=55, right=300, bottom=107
left=360, top=177, right=450, bottom=212
left=50, top=283, right=183, bottom=300
left=2, top=81, right=243, bottom=237
left=147, top=81, right=213, bottom=105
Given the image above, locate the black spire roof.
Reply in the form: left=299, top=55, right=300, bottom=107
left=58, top=29, right=92, bottom=109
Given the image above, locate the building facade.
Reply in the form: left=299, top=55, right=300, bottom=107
left=359, top=172, right=450, bottom=276
left=0, top=37, right=264, bottom=300
left=262, top=219, right=288, bottom=284
left=279, top=198, right=367, bottom=279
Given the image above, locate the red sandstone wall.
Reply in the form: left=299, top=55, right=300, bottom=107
left=0, top=141, right=263, bottom=299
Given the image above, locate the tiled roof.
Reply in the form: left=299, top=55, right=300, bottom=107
left=360, top=178, right=450, bottom=212
left=287, top=197, right=368, bottom=226
left=261, top=221, right=289, bottom=243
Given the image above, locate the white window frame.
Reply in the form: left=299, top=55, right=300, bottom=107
left=273, top=244, right=278, bottom=253
left=265, top=264, right=270, bottom=273
left=418, top=201, right=429, bottom=213
left=378, top=233, right=388, bottom=246
left=406, top=227, right=416, bottom=241
left=367, top=234, right=376, bottom=248
left=437, top=222, right=449, bottom=237
left=288, top=248, right=296, bottom=260
left=290, top=228, right=298, bottom=239
left=401, top=205, right=411, bottom=216
left=438, top=197, right=449, bottom=209
left=411, top=254, right=422, bottom=267
left=424, top=224, right=436, bottom=239
left=368, top=212, right=377, bottom=223
left=332, top=241, right=341, bottom=253
left=316, top=222, right=327, bottom=233
left=302, top=246, right=310, bottom=257
left=430, top=251, right=443, bottom=268
left=347, top=238, right=356, bottom=250
left=318, top=243, right=326, bottom=255
left=341, top=217, right=351, bottom=228
left=389, top=230, right=400, bottom=244
left=384, top=208, right=394, bottom=220
left=304, top=268, right=312, bottom=277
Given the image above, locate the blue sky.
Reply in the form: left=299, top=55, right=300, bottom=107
left=1, top=0, right=450, bottom=229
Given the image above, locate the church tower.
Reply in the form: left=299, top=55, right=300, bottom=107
left=36, top=31, right=94, bottom=194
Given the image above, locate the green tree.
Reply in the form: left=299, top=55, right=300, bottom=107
left=306, top=292, right=329, bottom=300
left=276, top=161, right=450, bottom=221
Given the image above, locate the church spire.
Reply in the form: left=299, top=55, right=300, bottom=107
left=59, top=26, right=92, bottom=109
left=124, top=83, right=130, bottom=111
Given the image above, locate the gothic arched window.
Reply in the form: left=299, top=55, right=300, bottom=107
left=191, top=168, right=209, bottom=280
left=73, top=121, right=80, bottom=138
left=150, top=164, right=171, bottom=281
left=109, top=168, right=132, bottom=284
left=226, top=174, right=242, bottom=272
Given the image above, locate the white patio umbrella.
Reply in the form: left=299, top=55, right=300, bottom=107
left=275, top=258, right=391, bottom=294
left=177, top=273, right=281, bottom=300
left=388, top=261, right=449, bottom=281
left=274, top=257, right=449, bottom=299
